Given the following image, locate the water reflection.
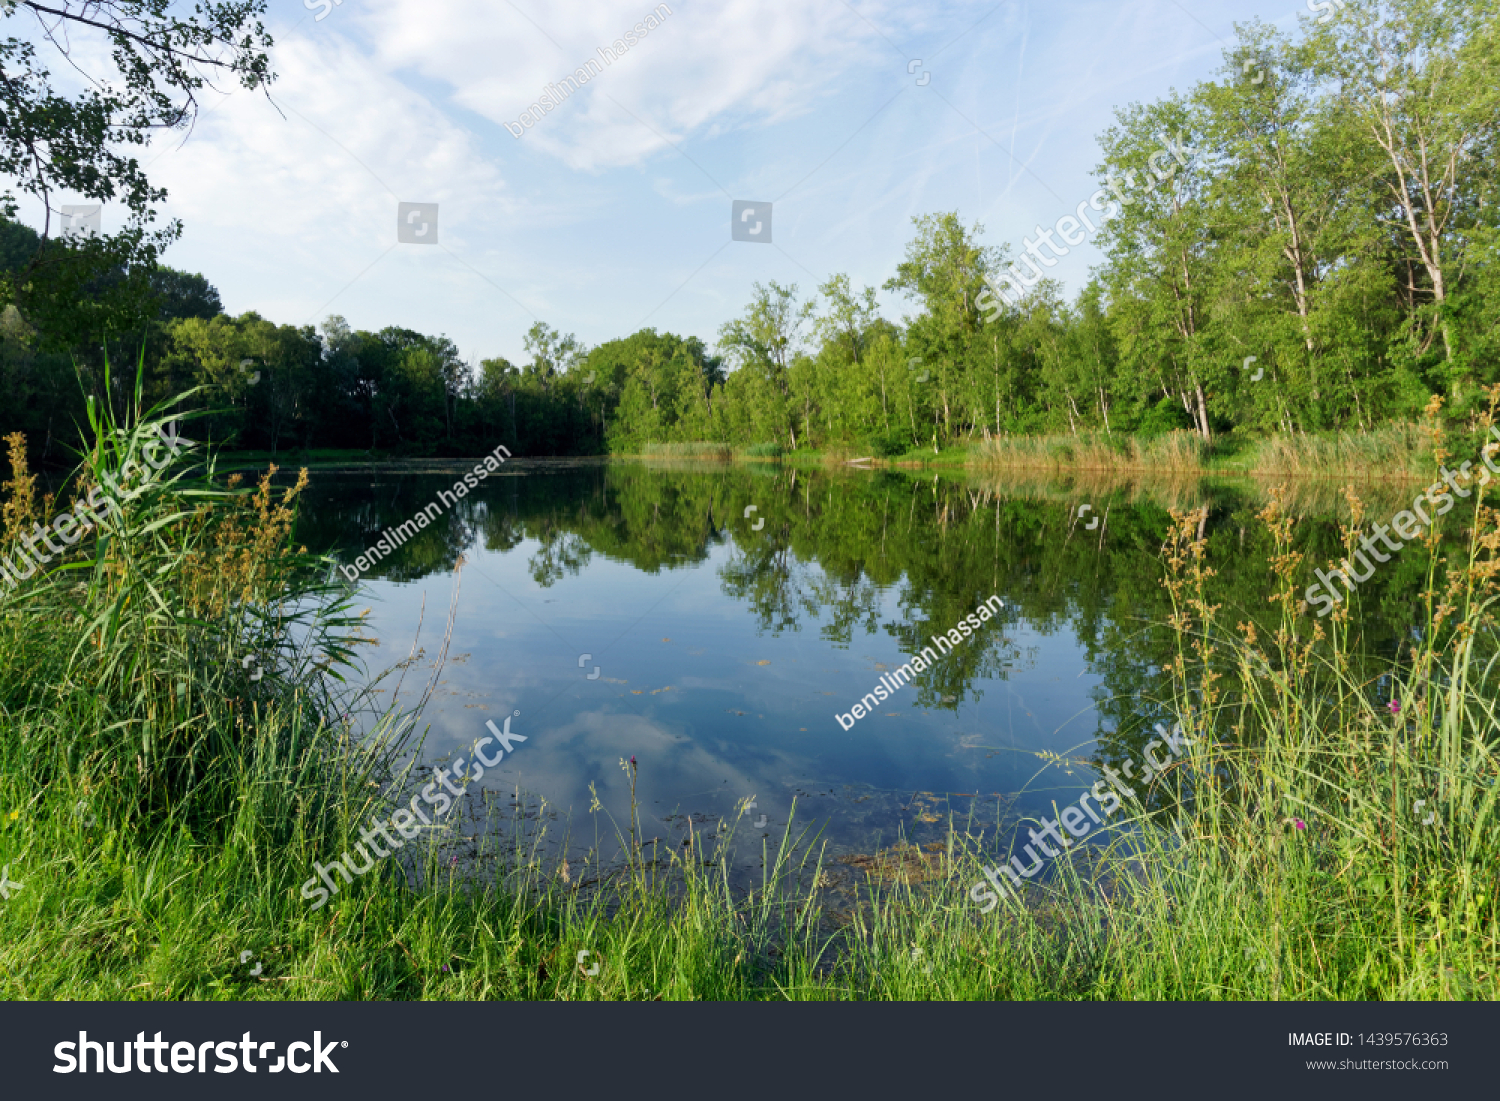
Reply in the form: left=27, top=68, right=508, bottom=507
left=293, top=459, right=1432, bottom=886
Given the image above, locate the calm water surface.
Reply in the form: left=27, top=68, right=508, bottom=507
left=294, top=459, right=1419, bottom=886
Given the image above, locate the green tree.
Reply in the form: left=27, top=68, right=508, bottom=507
left=0, top=0, right=274, bottom=347
left=1095, top=97, right=1217, bottom=440
left=522, top=321, right=584, bottom=392
left=1305, top=0, right=1500, bottom=388
left=717, top=281, right=814, bottom=449
left=884, top=213, right=1004, bottom=443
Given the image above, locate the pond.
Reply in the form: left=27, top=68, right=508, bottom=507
left=292, top=458, right=1429, bottom=893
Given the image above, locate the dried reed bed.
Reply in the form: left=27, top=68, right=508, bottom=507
left=972, top=430, right=1207, bottom=475
left=1247, top=423, right=1429, bottom=481
left=637, top=441, right=790, bottom=461
left=639, top=441, right=734, bottom=460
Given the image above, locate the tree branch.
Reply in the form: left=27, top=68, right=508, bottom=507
left=21, top=1, right=238, bottom=70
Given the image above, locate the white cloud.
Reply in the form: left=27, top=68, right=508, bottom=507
left=146, top=30, right=524, bottom=333
left=362, top=0, right=895, bottom=171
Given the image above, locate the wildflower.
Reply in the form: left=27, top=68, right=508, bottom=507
left=630, top=756, right=637, bottom=768
left=1388, top=699, right=1401, bottom=715
left=1295, top=819, right=1306, bottom=830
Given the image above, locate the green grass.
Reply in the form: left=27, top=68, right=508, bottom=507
left=638, top=441, right=734, bottom=460
left=1, top=377, right=1497, bottom=1000
left=739, top=441, right=785, bottom=459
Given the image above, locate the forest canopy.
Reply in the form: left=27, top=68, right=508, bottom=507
left=2, top=0, right=1495, bottom=460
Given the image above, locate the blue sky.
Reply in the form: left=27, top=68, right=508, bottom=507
left=23, top=0, right=1307, bottom=367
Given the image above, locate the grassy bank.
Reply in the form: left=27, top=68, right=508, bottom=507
left=968, top=423, right=1445, bottom=480
left=625, top=424, right=1450, bottom=481
left=1, top=384, right=1497, bottom=1000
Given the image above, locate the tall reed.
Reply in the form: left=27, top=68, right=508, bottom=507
left=639, top=441, right=733, bottom=460
left=1248, top=423, right=1431, bottom=481
left=972, top=430, right=1207, bottom=475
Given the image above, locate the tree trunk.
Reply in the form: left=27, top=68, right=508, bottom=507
left=879, top=361, right=889, bottom=430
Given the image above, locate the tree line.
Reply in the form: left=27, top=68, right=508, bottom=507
left=2, top=0, right=1495, bottom=463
